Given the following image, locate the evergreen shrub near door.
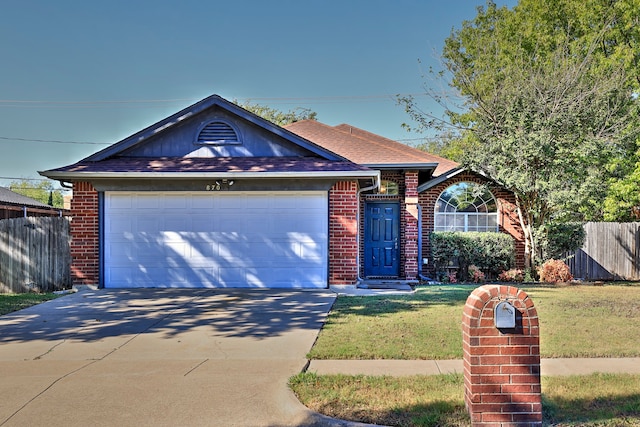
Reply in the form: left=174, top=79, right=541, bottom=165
left=430, top=231, right=515, bottom=281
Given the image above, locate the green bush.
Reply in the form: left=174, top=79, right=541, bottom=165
left=536, top=222, right=585, bottom=261
left=430, top=232, right=515, bottom=280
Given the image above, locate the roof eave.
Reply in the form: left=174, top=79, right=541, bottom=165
left=417, top=167, right=466, bottom=193
left=362, top=163, right=438, bottom=171
left=40, top=170, right=380, bottom=181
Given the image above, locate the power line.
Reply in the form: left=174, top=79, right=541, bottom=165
left=0, top=93, right=427, bottom=108
left=0, top=98, right=195, bottom=105
left=0, top=136, right=108, bottom=145
left=0, top=176, right=49, bottom=181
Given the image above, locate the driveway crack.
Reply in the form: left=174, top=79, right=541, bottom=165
left=184, top=359, right=208, bottom=377
left=32, top=339, right=66, bottom=360
left=0, top=359, right=99, bottom=427
left=2, top=294, right=204, bottom=425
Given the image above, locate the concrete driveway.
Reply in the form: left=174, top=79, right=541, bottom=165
left=0, top=288, right=338, bottom=427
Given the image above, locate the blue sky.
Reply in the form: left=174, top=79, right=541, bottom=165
left=0, top=0, right=517, bottom=189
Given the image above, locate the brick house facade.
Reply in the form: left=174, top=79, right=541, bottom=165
left=419, top=172, right=526, bottom=278
left=45, top=94, right=525, bottom=289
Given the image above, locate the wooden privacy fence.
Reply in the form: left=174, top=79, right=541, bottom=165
left=0, top=217, right=71, bottom=293
left=568, top=222, right=640, bottom=281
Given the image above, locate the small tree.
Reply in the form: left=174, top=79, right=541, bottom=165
left=9, top=180, right=65, bottom=208
left=536, top=222, right=585, bottom=262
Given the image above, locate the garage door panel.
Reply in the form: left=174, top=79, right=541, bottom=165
left=104, top=191, right=328, bottom=288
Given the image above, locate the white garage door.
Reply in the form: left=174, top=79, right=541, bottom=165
left=104, top=191, right=328, bottom=288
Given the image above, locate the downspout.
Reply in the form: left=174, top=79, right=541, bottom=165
left=57, top=180, right=73, bottom=190
left=356, top=173, right=380, bottom=284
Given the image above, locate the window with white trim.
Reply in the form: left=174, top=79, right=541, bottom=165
left=434, top=182, right=498, bottom=232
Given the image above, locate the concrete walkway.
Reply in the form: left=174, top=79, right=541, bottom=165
left=308, top=357, right=640, bottom=376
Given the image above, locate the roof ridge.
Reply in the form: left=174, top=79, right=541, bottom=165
left=334, top=123, right=459, bottom=165
left=331, top=124, right=444, bottom=164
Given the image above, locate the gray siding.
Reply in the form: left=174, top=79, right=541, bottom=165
left=122, top=107, right=312, bottom=158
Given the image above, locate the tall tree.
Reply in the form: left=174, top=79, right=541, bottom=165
left=9, top=180, right=65, bottom=208
left=401, top=0, right=640, bottom=268
left=235, top=100, right=317, bottom=126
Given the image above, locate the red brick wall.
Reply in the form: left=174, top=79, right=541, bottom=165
left=419, top=173, right=525, bottom=278
left=70, top=182, right=99, bottom=286
left=403, top=171, right=419, bottom=279
left=329, top=181, right=359, bottom=284
left=462, top=285, right=542, bottom=426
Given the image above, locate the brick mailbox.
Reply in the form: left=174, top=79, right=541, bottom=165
left=462, top=285, right=542, bottom=426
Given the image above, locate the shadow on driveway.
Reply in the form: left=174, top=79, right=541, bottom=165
left=0, top=288, right=336, bottom=344
left=0, top=289, right=339, bottom=427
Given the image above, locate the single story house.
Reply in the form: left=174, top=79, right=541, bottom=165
left=0, top=187, right=67, bottom=219
left=41, top=94, right=524, bottom=289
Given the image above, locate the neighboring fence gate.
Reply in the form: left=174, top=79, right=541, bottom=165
left=568, top=222, right=640, bottom=281
left=0, top=216, right=71, bottom=293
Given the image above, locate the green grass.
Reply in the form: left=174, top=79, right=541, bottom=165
left=290, top=373, right=640, bottom=427
left=308, top=283, right=640, bottom=359
left=0, top=293, right=61, bottom=315
left=290, top=372, right=469, bottom=427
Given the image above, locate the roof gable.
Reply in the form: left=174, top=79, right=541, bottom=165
left=285, top=120, right=459, bottom=176
left=84, top=95, right=345, bottom=162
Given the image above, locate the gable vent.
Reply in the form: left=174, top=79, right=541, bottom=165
left=197, top=121, right=240, bottom=144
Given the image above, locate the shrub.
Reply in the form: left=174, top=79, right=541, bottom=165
left=468, top=265, right=485, bottom=283
left=536, top=222, right=585, bottom=261
left=537, top=259, right=573, bottom=283
left=430, top=232, right=515, bottom=280
left=498, top=268, right=524, bottom=282
left=446, top=271, right=457, bottom=283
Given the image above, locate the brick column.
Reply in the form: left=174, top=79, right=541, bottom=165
left=463, top=285, right=542, bottom=426
left=70, top=182, right=99, bottom=286
left=329, top=181, right=359, bottom=285
left=403, top=171, right=419, bottom=279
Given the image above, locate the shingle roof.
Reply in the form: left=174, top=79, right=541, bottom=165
left=285, top=120, right=459, bottom=177
left=0, top=187, right=52, bottom=208
left=44, top=156, right=374, bottom=176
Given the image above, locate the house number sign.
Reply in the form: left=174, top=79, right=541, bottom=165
left=206, top=179, right=234, bottom=191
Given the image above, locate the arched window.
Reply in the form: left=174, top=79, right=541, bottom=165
left=434, top=182, right=498, bottom=232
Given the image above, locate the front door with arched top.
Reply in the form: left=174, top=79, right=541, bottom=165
left=364, top=201, right=400, bottom=277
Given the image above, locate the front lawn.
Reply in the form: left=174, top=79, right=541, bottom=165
left=0, top=293, right=61, bottom=315
left=291, top=372, right=640, bottom=427
left=308, top=283, right=640, bottom=359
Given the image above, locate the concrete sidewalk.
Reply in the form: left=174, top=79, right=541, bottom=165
left=307, top=357, right=640, bottom=376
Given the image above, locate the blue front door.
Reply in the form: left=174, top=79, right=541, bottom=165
left=364, top=202, right=400, bottom=277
